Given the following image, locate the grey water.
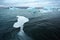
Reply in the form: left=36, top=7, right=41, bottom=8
left=0, top=8, right=38, bottom=40
left=0, top=8, right=60, bottom=40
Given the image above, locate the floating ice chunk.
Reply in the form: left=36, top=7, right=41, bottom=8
left=13, top=16, right=29, bottom=28
left=13, top=16, right=33, bottom=40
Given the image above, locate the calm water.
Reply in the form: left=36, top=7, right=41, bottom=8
left=0, top=8, right=60, bottom=30
left=0, top=8, right=60, bottom=40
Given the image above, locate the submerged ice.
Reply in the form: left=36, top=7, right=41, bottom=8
left=13, top=16, right=33, bottom=40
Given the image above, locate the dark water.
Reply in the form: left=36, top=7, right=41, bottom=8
left=0, top=8, right=40, bottom=40
left=0, top=8, right=60, bottom=40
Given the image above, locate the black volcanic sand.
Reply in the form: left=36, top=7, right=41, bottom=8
left=24, top=12, right=60, bottom=40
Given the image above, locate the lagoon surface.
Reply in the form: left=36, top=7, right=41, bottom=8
left=0, top=8, right=60, bottom=40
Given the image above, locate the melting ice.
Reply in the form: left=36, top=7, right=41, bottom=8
left=13, top=16, right=33, bottom=40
